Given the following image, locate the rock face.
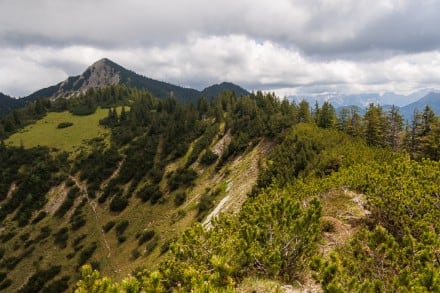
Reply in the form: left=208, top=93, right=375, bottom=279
left=69, top=58, right=121, bottom=90
left=25, top=58, right=124, bottom=101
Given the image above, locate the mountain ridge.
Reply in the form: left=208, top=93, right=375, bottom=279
left=0, top=58, right=250, bottom=118
left=25, top=58, right=249, bottom=104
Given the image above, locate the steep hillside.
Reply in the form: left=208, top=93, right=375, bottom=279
left=0, top=89, right=296, bottom=291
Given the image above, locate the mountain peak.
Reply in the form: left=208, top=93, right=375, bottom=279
left=80, top=58, right=122, bottom=89
left=89, top=58, right=120, bottom=70
left=23, top=60, right=247, bottom=104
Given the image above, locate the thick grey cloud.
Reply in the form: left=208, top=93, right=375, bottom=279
left=1, top=0, right=440, bottom=97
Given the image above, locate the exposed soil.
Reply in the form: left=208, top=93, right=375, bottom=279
left=5, top=182, right=17, bottom=201
left=43, top=182, right=68, bottom=215
left=212, top=129, right=232, bottom=156
left=203, top=138, right=274, bottom=229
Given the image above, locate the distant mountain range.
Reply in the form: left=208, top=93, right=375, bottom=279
left=2, top=58, right=440, bottom=121
left=0, top=58, right=249, bottom=117
left=289, top=89, right=440, bottom=108
left=399, top=92, right=440, bottom=121
left=290, top=90, right=440, bottom=121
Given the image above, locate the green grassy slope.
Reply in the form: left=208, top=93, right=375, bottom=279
left=5, top=108, right=110, bottom=152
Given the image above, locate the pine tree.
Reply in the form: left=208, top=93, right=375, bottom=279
left=346, top=106, right=363, bottom=137
left=385, top=105, right=403, bottom=151
left=318, top=102, right=336, bottom=129
left=297, top=100, right=312, bottom=123
left=364, top=104, right=382, bottom=145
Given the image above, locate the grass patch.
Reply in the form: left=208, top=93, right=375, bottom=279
left=5, top=108, right=110, bottom=152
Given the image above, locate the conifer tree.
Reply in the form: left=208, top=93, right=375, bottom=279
left=297, top=100, right=312, bottom=123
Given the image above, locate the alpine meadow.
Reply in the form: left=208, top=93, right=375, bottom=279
left=1, top=1, right=440, bottom=292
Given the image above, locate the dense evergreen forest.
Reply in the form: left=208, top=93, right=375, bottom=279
left=0, top=85, right=439, bottom=292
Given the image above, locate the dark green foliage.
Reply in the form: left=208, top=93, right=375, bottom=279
left=31, top=211, right=47, bottom=224
left=0, top=256, right=20, bottom=270
left=117, top=235, right=127, bottom=243
left=0, top=99, right=47, bottom=138
left=311, top=155, right=440, bottom=291
left=316, top=102, right=337, bottom=128
left=78, top=242, right=98, bottom=267
left=137, top=184, right=163, bottom=203
left=160, top=238, right=175, bottom=255
left=72, top=234, right=87, bottom=250
left=257, top=123, right=377, bottom=189
left=138, top=230, right=155, bottom=245
left=174, top=191, right=187, bottom=206
left=18, top=265, right=61, bottom=293
left=0, top=249, right=4, bottom=260
left=53, top=227, right=69, bottom=249
left=0, top=146, right=63, bottom=226
left=109, top=195, right=128, bottom=212
left=41, top=276, right=70, bottom=293
left=200, top=148, right=218, bottom=165
left=74, top=146, right=121, bottom=194
left=19, top=232, right=30, bottom=242
left=70, top=200, right=87, bottom=231
left=131, top=249, right=141, bottom=260
left=114, top=134, right=159, bottom=185
left=102, top=221, right=115, bottom=233
left=115, top=220, right=129, bottom=235
left=168, top=168, right=197, bottom=191
left=145, top=236, right=159, bottom=255
left=185, top=123, right=219, bottom=167
left=56, top=122, right=73, bottom=129
left=68, top=95, right=97, bottom=116
left=0, top=231, right=16, bottom=243
left=157, top=186, right=321, bottom=291
left=36, top=226, right=52, bottom=242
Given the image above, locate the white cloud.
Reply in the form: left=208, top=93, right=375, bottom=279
left=1, top=0, right=440, bottom=97
left=2, top=36, right=440, bottom=97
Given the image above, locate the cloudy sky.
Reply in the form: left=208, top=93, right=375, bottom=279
left=1, top=0, right=440, bottom=97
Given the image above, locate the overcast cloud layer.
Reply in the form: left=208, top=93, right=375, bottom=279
left=1, top=0, right=440, bottom=97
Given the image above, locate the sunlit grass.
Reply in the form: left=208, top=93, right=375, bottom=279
left=5, top=108, right=111, bottom=152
